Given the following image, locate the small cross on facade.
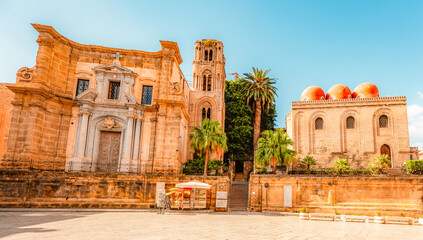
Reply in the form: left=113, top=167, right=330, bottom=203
left=113, top=52, right=122, bottom=64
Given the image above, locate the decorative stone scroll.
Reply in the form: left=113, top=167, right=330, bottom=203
left=100, top=116, right=122, bottom=129
left=171, top=82, right=182, bottom=94
left=36, top=34, right=54, bottom=48
left=16, top=67, right=34, bottom=82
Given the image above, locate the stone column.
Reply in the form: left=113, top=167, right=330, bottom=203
left=132, top=117, right=142, bottom=160
left=69, top=109, right=92, bottom=172
left=75, top=111, right=91, bottom=157
left=120, top=113, right=135, bottom=173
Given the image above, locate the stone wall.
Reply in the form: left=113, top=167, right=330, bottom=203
left=0, top=84, right=14, bottom=162
left=249, top=175, right=423, bottom=217
left=0, top=170, right=229, bottom=209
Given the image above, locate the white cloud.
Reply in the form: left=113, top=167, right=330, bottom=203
left=408, top=104, right=423, bottom=118
left=408, top=104, right=423, bottom=141
left=411, top=142, right=423, bottom=151
left=418, top=91, right=423, bottom=99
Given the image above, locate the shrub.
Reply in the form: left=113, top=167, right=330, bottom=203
left=403, top=160, right=423, bottom=174
left=208, top=159, right=227, bottom=174
left=183, top=158, right=227, bottom=175
left=257, top=166, right=269, bottom=174
left=289, top=169, right=371, bottom=175
left=183, top=158, right=205, bottom=175
left=368, top=154, right=391, bottom=174
left=333, top=158, right=350, bottom=174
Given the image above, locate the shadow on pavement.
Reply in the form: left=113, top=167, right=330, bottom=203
left=0, top=211, right=95, bottom=239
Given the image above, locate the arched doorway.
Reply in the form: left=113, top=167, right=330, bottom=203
left=380, top=144, right=391, bottom=158
left=380, top=144, right=392, bottom=168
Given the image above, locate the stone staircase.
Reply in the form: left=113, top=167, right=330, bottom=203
left=229, top=181, right=249, bottom=211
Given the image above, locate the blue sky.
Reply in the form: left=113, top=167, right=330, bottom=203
left=0, top=0, right=423, bottom=149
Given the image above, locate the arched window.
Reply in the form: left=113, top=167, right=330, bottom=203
left=202, top=75, right=207, bottom=91
left=202, top=107, right=211, bottom=120
left=207, top=75, right=212, bottom=91
left=315, top=117, right=323, bottom=130
left=204, top=50, right=208, bottom=61
left=202, top=108, right=206, bottom=120
left=209, top=50, right=213, bottom=61
left=346, top=116, right=355, bottom=129
left=379, top=115, right=388, bottom=128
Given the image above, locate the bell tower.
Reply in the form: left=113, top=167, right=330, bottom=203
left=189, top=39, right=226, bottom=129
left=192, top=39, right=226, bottom=92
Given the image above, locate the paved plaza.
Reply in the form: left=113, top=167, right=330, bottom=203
left=0, top=210, right=422, bottom=240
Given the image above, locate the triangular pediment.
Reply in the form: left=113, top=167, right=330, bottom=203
left=75, top=89, right=97, bottom=102
left=123, top=92, right=137, bottom=104
left=93, top=63, right=137, bottom=76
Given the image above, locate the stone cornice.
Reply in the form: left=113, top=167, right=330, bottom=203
left=160, top=41, right=183, bottom=64
left=155, top=98, right=190, bottom=121
left=6, top=83, right=74, bottom=104
left=31, top=24, right=182, bottom=64
left=292, top=96, right=407, bottom=109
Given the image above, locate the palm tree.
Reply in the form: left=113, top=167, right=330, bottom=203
left=189, top=119, right=227, bottom=176
left=255, top=129, right=295, bottom=174
left=283, top=149, right=297, bottom=174
left=375, top=154, right=391, bottom=168
left=301, top=156, right=316, bottom=170
left=243, top=67, right=277, bottom=171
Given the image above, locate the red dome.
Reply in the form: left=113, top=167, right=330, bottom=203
left=326, top=84, right=352, bottom=100
left=300, top=86, right=325, bottom=101
left=352, top=83, right=379, bottom=98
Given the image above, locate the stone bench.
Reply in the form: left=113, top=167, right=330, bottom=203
left=309, top=213, right=336, bottom=221
left=384, top=216, right=415, bottom=225
left=338, top=215, right=369, bottom=223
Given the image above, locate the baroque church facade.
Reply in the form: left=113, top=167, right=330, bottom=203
left=0, top=24, right=225, bottom=174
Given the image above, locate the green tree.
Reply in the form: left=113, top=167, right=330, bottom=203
left=301, top=156, right=317, bottom=170
left=242, top=68, right=277, bottom=171
left=255, top=129, right=295, bottom=174
left=189, top=119, right=227, bottom=176
left=224, top=79, right=254, bottom=162
left=224, top=79, right=277, bottom=167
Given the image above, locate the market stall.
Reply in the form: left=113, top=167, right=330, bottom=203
left=171, top=180, right=211, bottom=210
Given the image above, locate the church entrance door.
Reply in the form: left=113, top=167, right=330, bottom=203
left=96, top=131, right=121, bottom=173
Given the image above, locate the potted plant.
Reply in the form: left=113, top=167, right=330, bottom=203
left=374, top=211, right=384, bottom=224
left=299, top=208, right=309, bottom=220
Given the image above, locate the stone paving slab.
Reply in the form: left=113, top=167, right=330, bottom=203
left=0, top=211, right=422, bottom=240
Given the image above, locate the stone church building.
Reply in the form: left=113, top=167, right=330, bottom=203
left=0, top=24, right=225, bottom=174
left=286, top=83, right=411, bottom=169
